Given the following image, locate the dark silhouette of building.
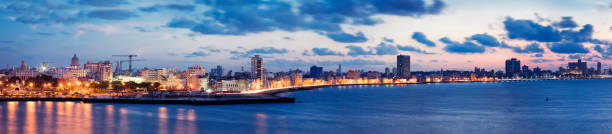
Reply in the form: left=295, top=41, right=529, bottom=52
left=309, top=65, right=323, bottom=79
left=396, top=55, right=410, bottom=78
left=505, top=58, right=520, bottom=77
left=568, top=59, right=587, bottom=74
left=597, top=62, right=602, bottom=74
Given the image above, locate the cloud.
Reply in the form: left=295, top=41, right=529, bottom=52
left=439, top=37, right=485, bottom=54
left=231, top=47, right=289, bottom=58
left=133, top=27, right=150, bottom=32
left=5, top=2, right=80, bottom=25
left=345, top=45, right=374, bottom=56
left=199, top=46, right=224, bottom=53
left=169, top=0, right=446, bottom=42
left=553, top=16, right=578, bottom=28
left=373, top=42, right=398, bottom=55
left=139, top=4, right=195, bottom=12
left=530, top=59, right=553, bottom=63
left=512, top=43, right=544, bottom=53
left=396, top=45, right=435, bottom=54
left=167, top=53, right=178, bottom=56
left=325, top=32, right=368, bottom=43
left=166, top=18, right=198, bottom=28
left=87, top=9, right=138, bottom=20
left=0, top=40, right=15, bottom=44
left=383, top=37, right=394, bottom=43
left=184, top=51, right=210, bottom=58
left=268, top=58, right=387, bottom=68
left=468, top=33, right=501, bottom=47
left=568, top=54, right=583, bottom=59
left=547, top=42, right=589, bottom=54
left=532, top=53, right=544, bottom=57
left=311, top=48, right=344, bottom=56
left=37, top=32, right=55, bottom=36
left=411, top=32, right=436, bottom=47
left=503, top=17, right=562, bottom=42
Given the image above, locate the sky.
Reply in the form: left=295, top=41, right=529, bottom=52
left=1, top=0, right=612, bottom=72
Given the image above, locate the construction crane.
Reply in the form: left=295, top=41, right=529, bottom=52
left=112, top=54, right=138, bottom=75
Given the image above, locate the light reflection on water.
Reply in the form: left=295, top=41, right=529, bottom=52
left=0, top=79, right=612, bottom=134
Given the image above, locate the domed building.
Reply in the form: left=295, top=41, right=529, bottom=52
left=70, top=53, right=79, bottom=68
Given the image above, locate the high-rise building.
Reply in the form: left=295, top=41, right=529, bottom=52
left=251, top=55, right=263, bottom=80
left=505, top=58, right=520, bottom=77
left=309, top=65, right=323, bottom=79
left=84, top=61, right=113, bottom=81
left=20, top=60, right=28, bottom=70
left=70, top=53, right=79, bottom=68
left=597, top=62, right=602, bottom=74
left=568, top=59, right=587, bottom=74
left=396, top=55, right=411, bottom=78
left=336, top=64, right=342, bottom=76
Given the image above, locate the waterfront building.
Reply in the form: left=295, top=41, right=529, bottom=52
left=597, top=62, right=602, bottom=74
left=336, top=64, right=342, bottom=76
left=567, top=59, right=587, bottom=75
left=250, top=55, right=264, bottom=88
left=396, top=55, right=411, bottom=78
left=505, top=58, right=520, bottom=77
left=186, top=65, right=206, bottom=91
left=309, top=65, right=323, bottom=79
left=84, top=61, right=113, bottom=81
left=220, top=79, right=249, bottom=92
left=347, top=70, right=360, bottom=80
left=366, top=71, right=381, bottom=79
left=290, top=72, right=303, bottom=86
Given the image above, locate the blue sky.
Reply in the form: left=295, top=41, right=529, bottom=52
left=1, top=0, right=612, bottom=72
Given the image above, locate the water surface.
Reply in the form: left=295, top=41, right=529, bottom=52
left=1, top=79, right=611, bottom=134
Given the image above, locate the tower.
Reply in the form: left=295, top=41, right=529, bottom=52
left=70, top=53, right=79, bottom=68
left=505, top=58, right=520, bottom=77
left=396, top=55, right=411, bottom=78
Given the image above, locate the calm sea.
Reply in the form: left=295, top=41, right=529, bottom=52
left=1, top=79, right=612, bottom=134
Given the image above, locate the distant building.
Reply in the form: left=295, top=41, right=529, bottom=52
left=505, top=58, right=520, bottom=77
left=309, top=65, right=323, bottom=79
left=346, top=70, right=360, bottom=80
left=567, top=59, right=587, bottom=75
left=84, top=61, right=113, bottom=81
left=396, top=55, right=411, bottom=78
left=69, top=54, right=79, bottom=69
left=250, top=55, right=264, bottom=89
left=597, top=62, right=602, bottom=74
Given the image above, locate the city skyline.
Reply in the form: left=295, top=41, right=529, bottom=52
left=1, top=0, right=612, bottom=71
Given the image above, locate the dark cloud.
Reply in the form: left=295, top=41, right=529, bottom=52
left=439, top=37, right=485, bottom=54
left=373, top=42, right=398, bottom=55
left=383, top=38, right=394, bottom=43
left=185, top=51, right=210, bottom=58
left=199, top=46, right=223, bottom=53
left=532, top=53, right=544, bottom=57
left=139, top=4, right=195, bottom=12
left=312, top=48, right=344, bottom=56
left=568, top=54, right=583, bottom=60
left=87, top=9, right=137, bottom=20
left=345, top=45, right=374, bottom=56
left=411, top=32, right=436, bottom=47
left=325, top=32, right=367, bottom=43
left=169, top=0, right=446, bottom=42
left=547, top=42, right=589, bottom=54
left=396, top=45, right=435, bottom=54
left=553, top=16, right=578, bottom=28
left=5, top=2, right=80, bottom=25
left=530, top=59, right=553, bottom=63
left=503, top=17, right=562, bottom=42
left=167, top=18, right=199, bottom=28
left=79, top=0, right=128, bottom=7
left=512, top=43, right=544, bottom=53
left=468, top=33, right=501, bottom=47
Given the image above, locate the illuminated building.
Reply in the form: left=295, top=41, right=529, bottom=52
left=346, top=70, right=360, bottom=80
left=397, top=55, right=410, bottom=78
left=84, top=61, right=113, bottom=81
left=250, top=55, right=264, bottom=88
left=221, top=79, right=249, bottom=92
left=186, top=65, right=206, bottom=91
left=505, top=58, right=520, bottom=77
left=567, top=59, right=587, bottom=75
left=290, top=72, right=303, bottom=86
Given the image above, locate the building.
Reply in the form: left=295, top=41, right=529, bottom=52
left=505, top=58, right=520, bottom=77
left=69, top=54, right=79, bottom=69
left=567, top=59, right=587, bottom=75
left=597, top=62, right=602, bottom=74
left=250, top=55, right=264, bottom=89
left=220, top=79, right=249, bottom=92
left=346, top=70, right=360, bottom=80
left=397, top=55, right=411, bottom=78
left=336, top=64, right=342, bottom=76
left=186, top=65, right=206, bottom=91
left=309, top=65, right=323, bottom=79
left=84, top=61, right=113, bottom=81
